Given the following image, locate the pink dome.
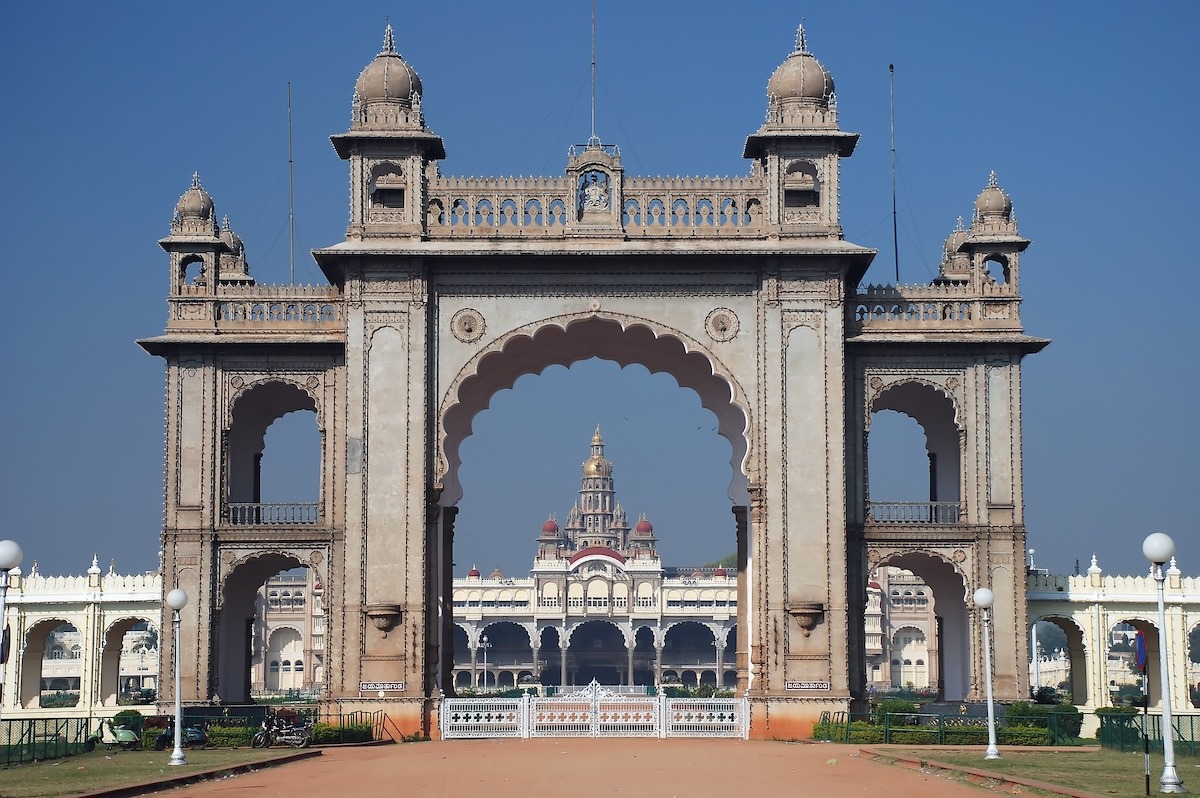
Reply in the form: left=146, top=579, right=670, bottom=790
left=541, top=518, right=560, bottom=534
left=714, top=567, right=727, bottom=577
left=635, top=518, right=654, bottom=534
left=467, top=565, right=480, bottom=578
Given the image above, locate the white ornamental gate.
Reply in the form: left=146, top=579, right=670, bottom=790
left=440, top=681, right=748, bottom=739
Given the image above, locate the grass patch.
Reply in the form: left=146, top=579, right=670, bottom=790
left=0, top=747, right=307, bottom=798
left=886, top=747, right=1199, bottom=798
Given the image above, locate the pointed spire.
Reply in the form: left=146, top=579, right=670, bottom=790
left=88, top=554, right=101, bottom=575
left=1087, top=553, right=1102, bottom=575
left=222, top=214, right=231, bottom=232
left=1168, top=556, right=1181, bottom=576
left=954, top=215, right=965, bottom=233
left=191, top=172, right=201, bottom=190
left=795, top=23, right=808, bottom=53
left=987, top=170, right=999, bottom=188
left=382, top=22, right=395, bottom=54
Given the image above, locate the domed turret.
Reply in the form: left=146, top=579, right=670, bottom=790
left=582, top=426, right=613, bottom=478
left=634, top=517, right=654, bottom=536
left=937, top=216, right=971, bottom=282
left=767, top=25, right=834, bottom=107
left=974, top=171, right=1012, bottom=221
left=175, top=172, right=214, bottom=221
left=171, top=173, right=217, bottom=237
left=217, top=216, right=254, bottom=285
left=355, top=25, right=423, bottom=106
left=218, top=215, right=243, bottom=258
left=541, top=517, right=560, bottom=535
left=350, top=24, right=429, bottom=132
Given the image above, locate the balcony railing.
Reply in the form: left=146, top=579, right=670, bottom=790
left=227, top=503, right=320, bottom=525
left=867, top=502, right=961, bottom=525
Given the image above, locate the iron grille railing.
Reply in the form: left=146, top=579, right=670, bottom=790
left=867, top=501, right=961, bottom=524
left=227, top=503, right=320, bottom=525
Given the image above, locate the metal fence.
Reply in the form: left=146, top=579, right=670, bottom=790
left=1, top=717, right=92, bottom=767
left=1099, top=712, right=1200, bottom=757
left=441, top=681, right=747, bottom=739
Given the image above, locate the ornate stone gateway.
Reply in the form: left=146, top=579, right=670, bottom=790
left=141, top=25, right=1046, bottom=739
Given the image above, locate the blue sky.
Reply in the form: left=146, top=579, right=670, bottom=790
left=1, top=3, right=1195, bottom=580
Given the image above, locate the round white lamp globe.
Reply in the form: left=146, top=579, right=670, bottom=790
left=973, top=587, right=994, bottom=609
left=166, top=589, right=189, bottom=611
left=0, top=540, right=22, bottom=571
left=1142, top=532, right=1175, bottom=566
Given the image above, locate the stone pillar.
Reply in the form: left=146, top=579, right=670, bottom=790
left=733, top=504, right=750, bottom=694
left=441, top=508, right=457, bottom=695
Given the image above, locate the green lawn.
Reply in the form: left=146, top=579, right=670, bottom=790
left=0, top=747, right=311, bottom=798
left=883, top=747, right=1199, bottom=798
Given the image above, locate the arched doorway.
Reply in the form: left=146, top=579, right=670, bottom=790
left=1031, top=617, right=1086, bottom=704
left=566, top=620, right=627, bottom=686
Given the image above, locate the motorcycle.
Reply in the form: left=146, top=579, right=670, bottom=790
left=85, top=718, right=141, bottom=752
left=153, top=719, right=209, bottom=751
left=251, top=714, right=311, bottom=748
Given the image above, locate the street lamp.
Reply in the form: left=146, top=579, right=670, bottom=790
left=1143, top=532, right=1182, bottom=794
left=165, top=588, right=188, bottom=766
left=973, top=587, right=1000, bottom=760
left=480, top=634, right=490, bottom=692
left=0, top=540, right=24, bottom=721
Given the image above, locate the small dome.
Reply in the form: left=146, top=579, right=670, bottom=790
left=714, top=567, right=727, bottom=577
left=635, top=518, right=654, bottom=535
left=943, top=217, right=968, bottom=257
left=767, top=25, right=834, bottom=105
left=355, top=25, right=422, bottom=107
left=974, top=172, right=1012, bottom=220
left=175, top=173, right=214, bottom=220
left=219, top=216, right=244, bottom=257
left=467, top=565, right=480, bottom=578
left=541, top=517, right=560, bottom=535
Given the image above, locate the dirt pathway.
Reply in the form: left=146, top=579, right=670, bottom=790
left=168, top=740, right=990, bottom=797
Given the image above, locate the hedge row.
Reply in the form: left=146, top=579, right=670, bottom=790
left=813, top=720, right=1057, bottom=746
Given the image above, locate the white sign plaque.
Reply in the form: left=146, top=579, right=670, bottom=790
left=360, top=681, right=405, bottom=691
left=785, top=680, right=831, bottom=691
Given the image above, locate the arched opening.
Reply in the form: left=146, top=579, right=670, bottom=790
left=225, top=381, right=320, bottom=526
left=891, top=626, right=929, bottom=689
left=247, top=565, right=322, bottom=699
left=101, top=618, right=158, bottom=707
left=20, top=621, right=81, bottom=708
left=663, top=621, right=718, bottom=679
left=868, top=382, right=961, bottom=524
left=1030, top=617, right=1085, bottom=704
left=1108, top=620, right=1155, bottom=707
left=436, top=315, right=750, bottom=698
left=566, top=620, right=626, bottom=686
left=217, top=554, right=316, bottom=703
left=476, top=621, right=531, bottom=690
left=871, top=553, right=969, bottom=701
left=983, top=254, right=1010, bottom=285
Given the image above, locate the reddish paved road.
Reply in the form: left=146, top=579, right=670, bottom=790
left=169, top=740, right=991, bottom=797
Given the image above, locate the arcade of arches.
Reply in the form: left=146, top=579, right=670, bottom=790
left=140, top=24, right=1046, bottom=738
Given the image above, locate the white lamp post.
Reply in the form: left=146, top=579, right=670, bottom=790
left=973, top=586, right=1000, bottom=760
left=165, top=588, right=188, bottom=766
left=1143, top=532, right=1182, bottom=794
left=0, top=540, right=24, bottom=721
left=480, top=634, right=490, bottom=692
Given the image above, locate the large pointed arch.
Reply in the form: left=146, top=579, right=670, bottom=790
left=437, top=314, right=751, bottom=507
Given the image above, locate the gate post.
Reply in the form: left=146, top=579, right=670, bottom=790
left=658, top=692, right=668, bottom=738
left=590, top=680, right=600, bottom=736
left=521, top=692, right=530, bottom=739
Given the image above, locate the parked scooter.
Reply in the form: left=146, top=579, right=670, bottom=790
left=251, top=714, right=311, bottom=748
left=85, top=718, right=141, bottom=752
left=153, top=719, right=209, bottom=750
